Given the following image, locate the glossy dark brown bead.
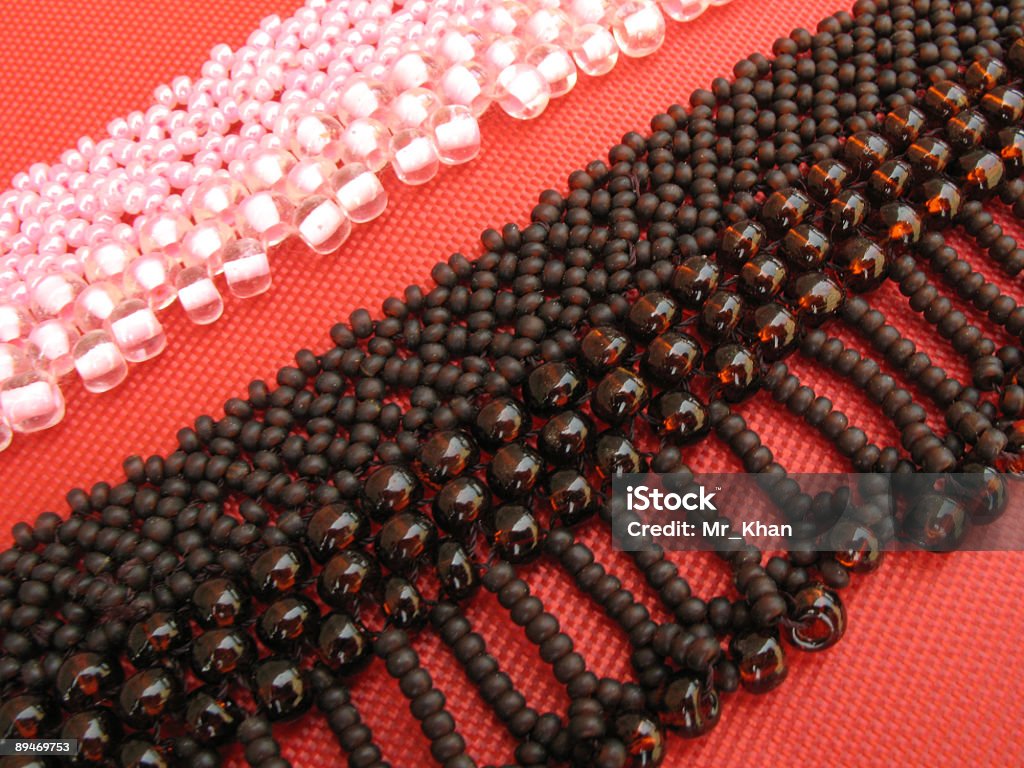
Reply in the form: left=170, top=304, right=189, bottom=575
left=829, top=522, right=882, bottom=573
left=126, top=612, right=190, bottom=666
left=945, top=109, right=989, bottom=150
left=880, top=105, right=926, bottom=147
left=806, top=159, right=852, bottom=203
left=707, top=344, right=759, bottom=402
left=317, top=612, right=369, bottom=670
left=626, top=292, right=679, bottom=341
left=739, top=255, right=786, bottom=301
left=784, top=584, right=846, bottom=651
left=119, top=668, right=182, bottom=727
left=192, top=577, right=247, bottom=628
left=905, top=138, right=952, bottom=175
left=717, top=220, right=766, bottom=265
left=649, top=391, right=709, bottom=444
left=580, top=327, right=634, bottom=375
left=548, top=470, right=596, bottom=525
left=539, top=410, right=593, bottom=465
left=901, top=494, right=968, bottom=552
left=488, top=442, right=545, bottom=496
left=474, top=397, right=530, bottom=448
left=253, top=660, right=312, bottom=721
left=959, top=150, right=1005, bottom=197
left=419, top=430, right=479, bottom=483
left=825, top=190, right=868, bottom=239
left=700, top=290, right=744, bottom=340
left=251, top=546, right=309, bottom=600
left=318, top=549, right=379, bottom=611
left=662, top=673, right=720, bottom=738
left=306, top=503, right=368, bottom=563
left=998, top=127, right=1024, bottom=172
left=433, top=476, right=490, bottom=532
left=923, top=80, right=969, bottom=120
left=965, top=57, right=1006, bottom=94
left=118, top=740, right=169, bottom=768
left=781, top=224, right=830, bottom=269
left=761, top=188, right=812, bottom=235
left=729, top=631, right=787, bottom=694
left=916, top=178, right=962, bottom=225
left=383, top=576, right=426, bottom=628
left=671, top=255, right=720, bottom=308
left=362, top=464, right=421, bottom=520
left=749, top=303, right=797, bottom=359
left=947, top=465, right=1007, bottom=525
left=257, top=596, right=320, bottom=650
left=375, top=512, right=437, bottom=573
left=185, top=689, right=243, bottom=744
left=436, top=540, right=479, bottom=599
left=614, top=711, right=665, bottom=767
left=867, top=159, right=911, bottom=204
left=980, top=86, right=1024, bottom=124
left=593, top=368, right=650, bottom=425
left=0, top=695, right=58, bottom=739
left=642, top=332, right=702, bottom=386
left=524, top=362, right=586, bottom=414
left=489, top=505, right=543, bottom=562
left=842, top=132, right=891, bottom=175
left=790, top=272, right=844, bottom=324
left=876, top=202, right=921, bottom=248
left=62, top=709, right=119, bottom=764
left=56, top=653, right=123, bottom=711
left=835, top=237, right=887, bottom=292
left=594, top=433, right=645, bottom=477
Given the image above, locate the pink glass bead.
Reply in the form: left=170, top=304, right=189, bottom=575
left=0, top=412, right=10, bottom=452
left=292, top=112, right=345, bottom=161
left=28, top=319, right=79, bottom=376
left=73, top=282, right=123, bottom=331
left=339, top=118, right=391, bottom=173
left=0, top=343, right=28, bottom=383
left=175, top=265, right=224, bottom=325
left=73, top=330, right=128, bottom=393
left=660, top=0, right=709, bottom=21
left=438, top=63, right=493, bottom=118
left=139, top=212, right=190, bottom=256
left=571, top=24, right=620, bottom=76
left=182, top=219, right=233, bottom=270
left=123, top=253, right=177, bottom=310
left=495, top=64, right=551, bottom=119
left=331, top=164, right=388, bottom=223
left=389, top=128, right=440, bottom=185
left=526, top=44, right=578, bottom=97
left=286, top=156, right=336, bottom=200
left=237, top=192, right=295, bottom=246
left=0, top=302, right=34, bottom=344
left=611, top=0, right=665, bottom=58
left=84, top=241, right=136, bottom=282
left=389, top=51, right=439, bottom=92
left=523, top=8, right=573, bottom=46
left=483, top=36, right=527, bottom=74
left=1, top=367, right=65, bottom=433
left=192, top=174, right=245, bottom=222
left=294, top=195, right=351, bottom=254
left=427, top=105, right=481, bottom=165
left=106, top=298, right=167, bottom=362
left=568, top=0, right=609, bottom=25
left=388, top=88, right=443, bottom=129
left=243, top=147, right=295, bottom=192
left=220, top=238, right=272, bottom=298
left=337, top=76, right=393, bottom=123
left=29, top=271, right=86, bottom=324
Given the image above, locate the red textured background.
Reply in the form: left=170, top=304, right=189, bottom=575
left=2, top=1, right=1024, bottom=766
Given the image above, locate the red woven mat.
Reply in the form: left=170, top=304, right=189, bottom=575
left=2, top=1, right=1023, bottom=766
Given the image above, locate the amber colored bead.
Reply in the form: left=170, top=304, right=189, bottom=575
left=901, top=494, right=968, bottom=552
left=959, top=150, right=1005, bottom=197
left=317, top=612, right=369, bottom=670
left=251, top=546, right=310, bottom=600
left=947, top=465, right=1008, bottom=524
left=790, top=272, right=844, bottom=324
left=749, top=303, right=797, bottom=359
left=781, top=224, right=830, bottom=269
left=875, top=202, right=921, bottom=248
left=945, top=109, right=989, bottom=150
left=192, top=577, right=248, bottom=628
left=119, top=740, right=169, bottom=768
left=253, top=660, right=312, bottom=721
left=375, top=511, right=437, bottom=573
left=642, top=331, right=702, bottom=386
left=548, top=469, right=596, bottom=525
left=981, top=86, right=1024, bottom=124
left=539, top=410, right=594, bottom=465
left=671, top=255, right=720, bottom=308
left=739, top=255, right=787, bottom=301
left=488, top=442, right=544, bottom=496
left=62, top=709, right=120, bottom=764
left=784, top=584, right=846, bottom=652
left=717, top=220, right=766, bottom=265
left=580, top=326, right=634, bottom=375
left=257, top=595, right=320, bottom=650
left=761, top=188, right=812, bottom=235
left=126, top=612, right=190, bottom=666
left=842, top=131, right=891, bottom=175
left=318, top=548, right=380, bottom=610
left=614, top=711, right=665, bottom=767
left=905, top=138, right=951, bottom=175
left=997, top=127, right=1024, bottom=172
left=700, top=290, right=744, bottom=340
left=965, top=57, right=1006, bottom=94
left=362, top=464, right=421, bottom=520
left=593, top=367, right=650, bottom=425
left=306, top=503, right=369, bottom=563
left=829, top=522, right=882, bottom=573
left=649, top=391, right=709, bottom=444
left=916, top=178, right=962, bottom=225
left=1010, top=37, right=1024, bottom=71
left=419, top=430, right=479, bottom=483
left=825, top=190, right=868, bottom=239
left=729, top=631, right=787, bottom=693
left=923, top=80, right=969, bottom=119
left=383, top=576, right=425, bottom=628
left=185, top=689, right=243, bottom=744
left=56, top=652, right=123, bottom=711
left=594, top=432, right=645, bottom=476
left=489, top=504, right=544, bottom=562
left=524, top=361, right=586, bottom=413
left=707, top=344, right=759, bottom=402
left=436, top=540, right=479, bottom=599
left=119, top=669, right=182, bottom=727
left=662, top=673, right=720, bottom=738
left=806, top=159, right=852, bottom=203
left=474, top=397, right=530, bottom=448
left=880, top=104, right=926, bottom=147
left=866, top=159, right=911, bottom=204
left=433, top=476, right=490, bottom=532
left=191, top=629, right=256, bottom=684
left=0, top=695, right=58, bottom=739
left=626, top=292, right=679, bottom=341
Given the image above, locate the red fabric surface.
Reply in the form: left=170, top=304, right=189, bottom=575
left=2, top=1, right=1024, bottom=766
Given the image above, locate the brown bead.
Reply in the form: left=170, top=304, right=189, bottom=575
left=649, top=391, right=709, bottom=444
left=118, top=739, right=169, bottom=768
left=474, top=397, right=530, bottom=448
left=739, top=254, right=787, bottom=300
left=945, top=109, right=989, bottom=150
left=1009, top=37, right=1024, bottom=71
left=916, top=178, right=962, bottom=225
left=362, top=464, right=421, bottom=520
left=548, top=470, right=596, bottom=526
left=56, top=652, right=123, bottom=711
left=433, top=476, right=490, bottom=531
left=592, top=367, right=650, bottom=425
left=254, top=660, right=312, bottom=721
left=594, top=433, right=644, bottom=477
left=946, top=465, right=1008, bottom=524
left=806, top=159, right=852, bottom=203
left=642, top=331, right=702, bottom=385
left=580, top=327, right=634, bottom=375
left=539, top=410, right=594, bottom=465
left=784, top=584, right=846, bottom=652
left=829, top=522, right=883, bottom=573
left=419, top=430, right=479, bottom=483
left=671, top=255, right=720, bottom=308
left=185, top=690, right=243, bottom=745
left=317, top=612, right=369, bottom=670
left=749, top=303, right=798, bottom=359
left=901, top=494, right=968, bottom=552
left=525, top=361, right=586, bottom=414
left=923, top=80, right=969, bottom=120
left=729, top=631, right=787, bottom=694
left=436, top=540, right=479, bottom=599
left=707, top=344, right=759, bottom=402
left=661, top=673, right=720, bottom=738
left=626, top=292, right=679, bottom=340
left=318, top=549, right=379, bottom=611
left=192, top=578, right=248, bottom=628
left=825, top=190, right=868, bottom=239
left=119, top=668, right=182, bottom=727
left=980, top=86, right=1024, bottom=124
left=875, top=203, right=921, bottom=249
left=127, top=612, right=190, bottom=666
left=965, top=57, right=1006, bottom=94
left=761, top=188, right=812, bottom=235
left=614, top=711, right=665, bottom=767
left=718, top=220, right=766, bottom=266
left=959, top=150, right=1005, bottom=197
left=0, top=695, right=58, bottom=739
left=383, top=576, right=425, bottom=628
left=257, top=596, right=319, bottom=650
left=62, top=708, right=120, bottom=762
left=488, top=442, right=545, bottom=497
left=375, top=512, right=437, bottom=573
left=842, top=131, right=891, bottom=175
left=790, top=272, right=844, bottom=323
left=489, top=505, right=544, bottom=562
left=781, top=224, right=830, bottom=269
left=997, top=127, right=1024, bottom=172
left=700, top=290, right=745, bottom=340
left=867, top=159, right=912, bottom=203
left=306, top=503, right=368, bottom=563
left=881, top=105, right=926, bottom=147
left=250, top=546, right=309, bottom=600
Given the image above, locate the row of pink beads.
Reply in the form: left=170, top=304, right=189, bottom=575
left=0, top=0, right=734, bottom=451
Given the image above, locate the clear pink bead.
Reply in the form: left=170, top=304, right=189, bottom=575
left=336, top=76, right=392, bottom=123
left=243, top=147, right=295, bottom=192
left=571, top=23, right=620, bottom=76
left=292, top=112, right=345, bottom=161
left=611, top=0, right=665, bottom=57
left=192, top=174, right=245, bottom=222
left=438, top=63, right=493, bottom=117
left=84, top=241, right=136, bottom=282
left=73, top=330, right=128, bottom=393
left=387, top=88, right=443, bottom=130
left=28, top=319, right=79, bottom=376
left=1, top=367, right=64, bottom=433
left=175, top=265, right=224, bottom=325
left=294, top=196, right=351, bottom=254
left=524, top=8, right=573, bottom=46
left=389, top=51, right=439, bottom=92
left=659, top=0, right=709, bottom=21
left=338, top=118, right=391, bottom=173
left=106, top=298, right=167, bottom=362
left=483, top=36, right=527, bottom=74
left=237, top=192, right=295, bottom=246
left=0, top=412, right=11, bottom=452
left=331, top=164, right=388, bottom=223
left=29, top=271, right=86, bottom=324
left=568, top=0, right=608, bottom=24
left=495, top=63, right=551, bottom=119
left=123, top=253, right=177, bottom=310
left=0, top=302, right=34, bottom=344
left=219, top=238, right=272, bottom=298
left=74, top=282, right=123, bottom=332
left=0, top=343, right=29, bottom=382
left=182, top=220, right=233, bottom=270
left=285, top=156, right=337, bottom=200
left=138, top=212, right=190, bottom=256
left=427, top=105, right=481, bottom=165
left=526, top=44, right=578, bottom=97
left=389, top=128, right=440, bottom=185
